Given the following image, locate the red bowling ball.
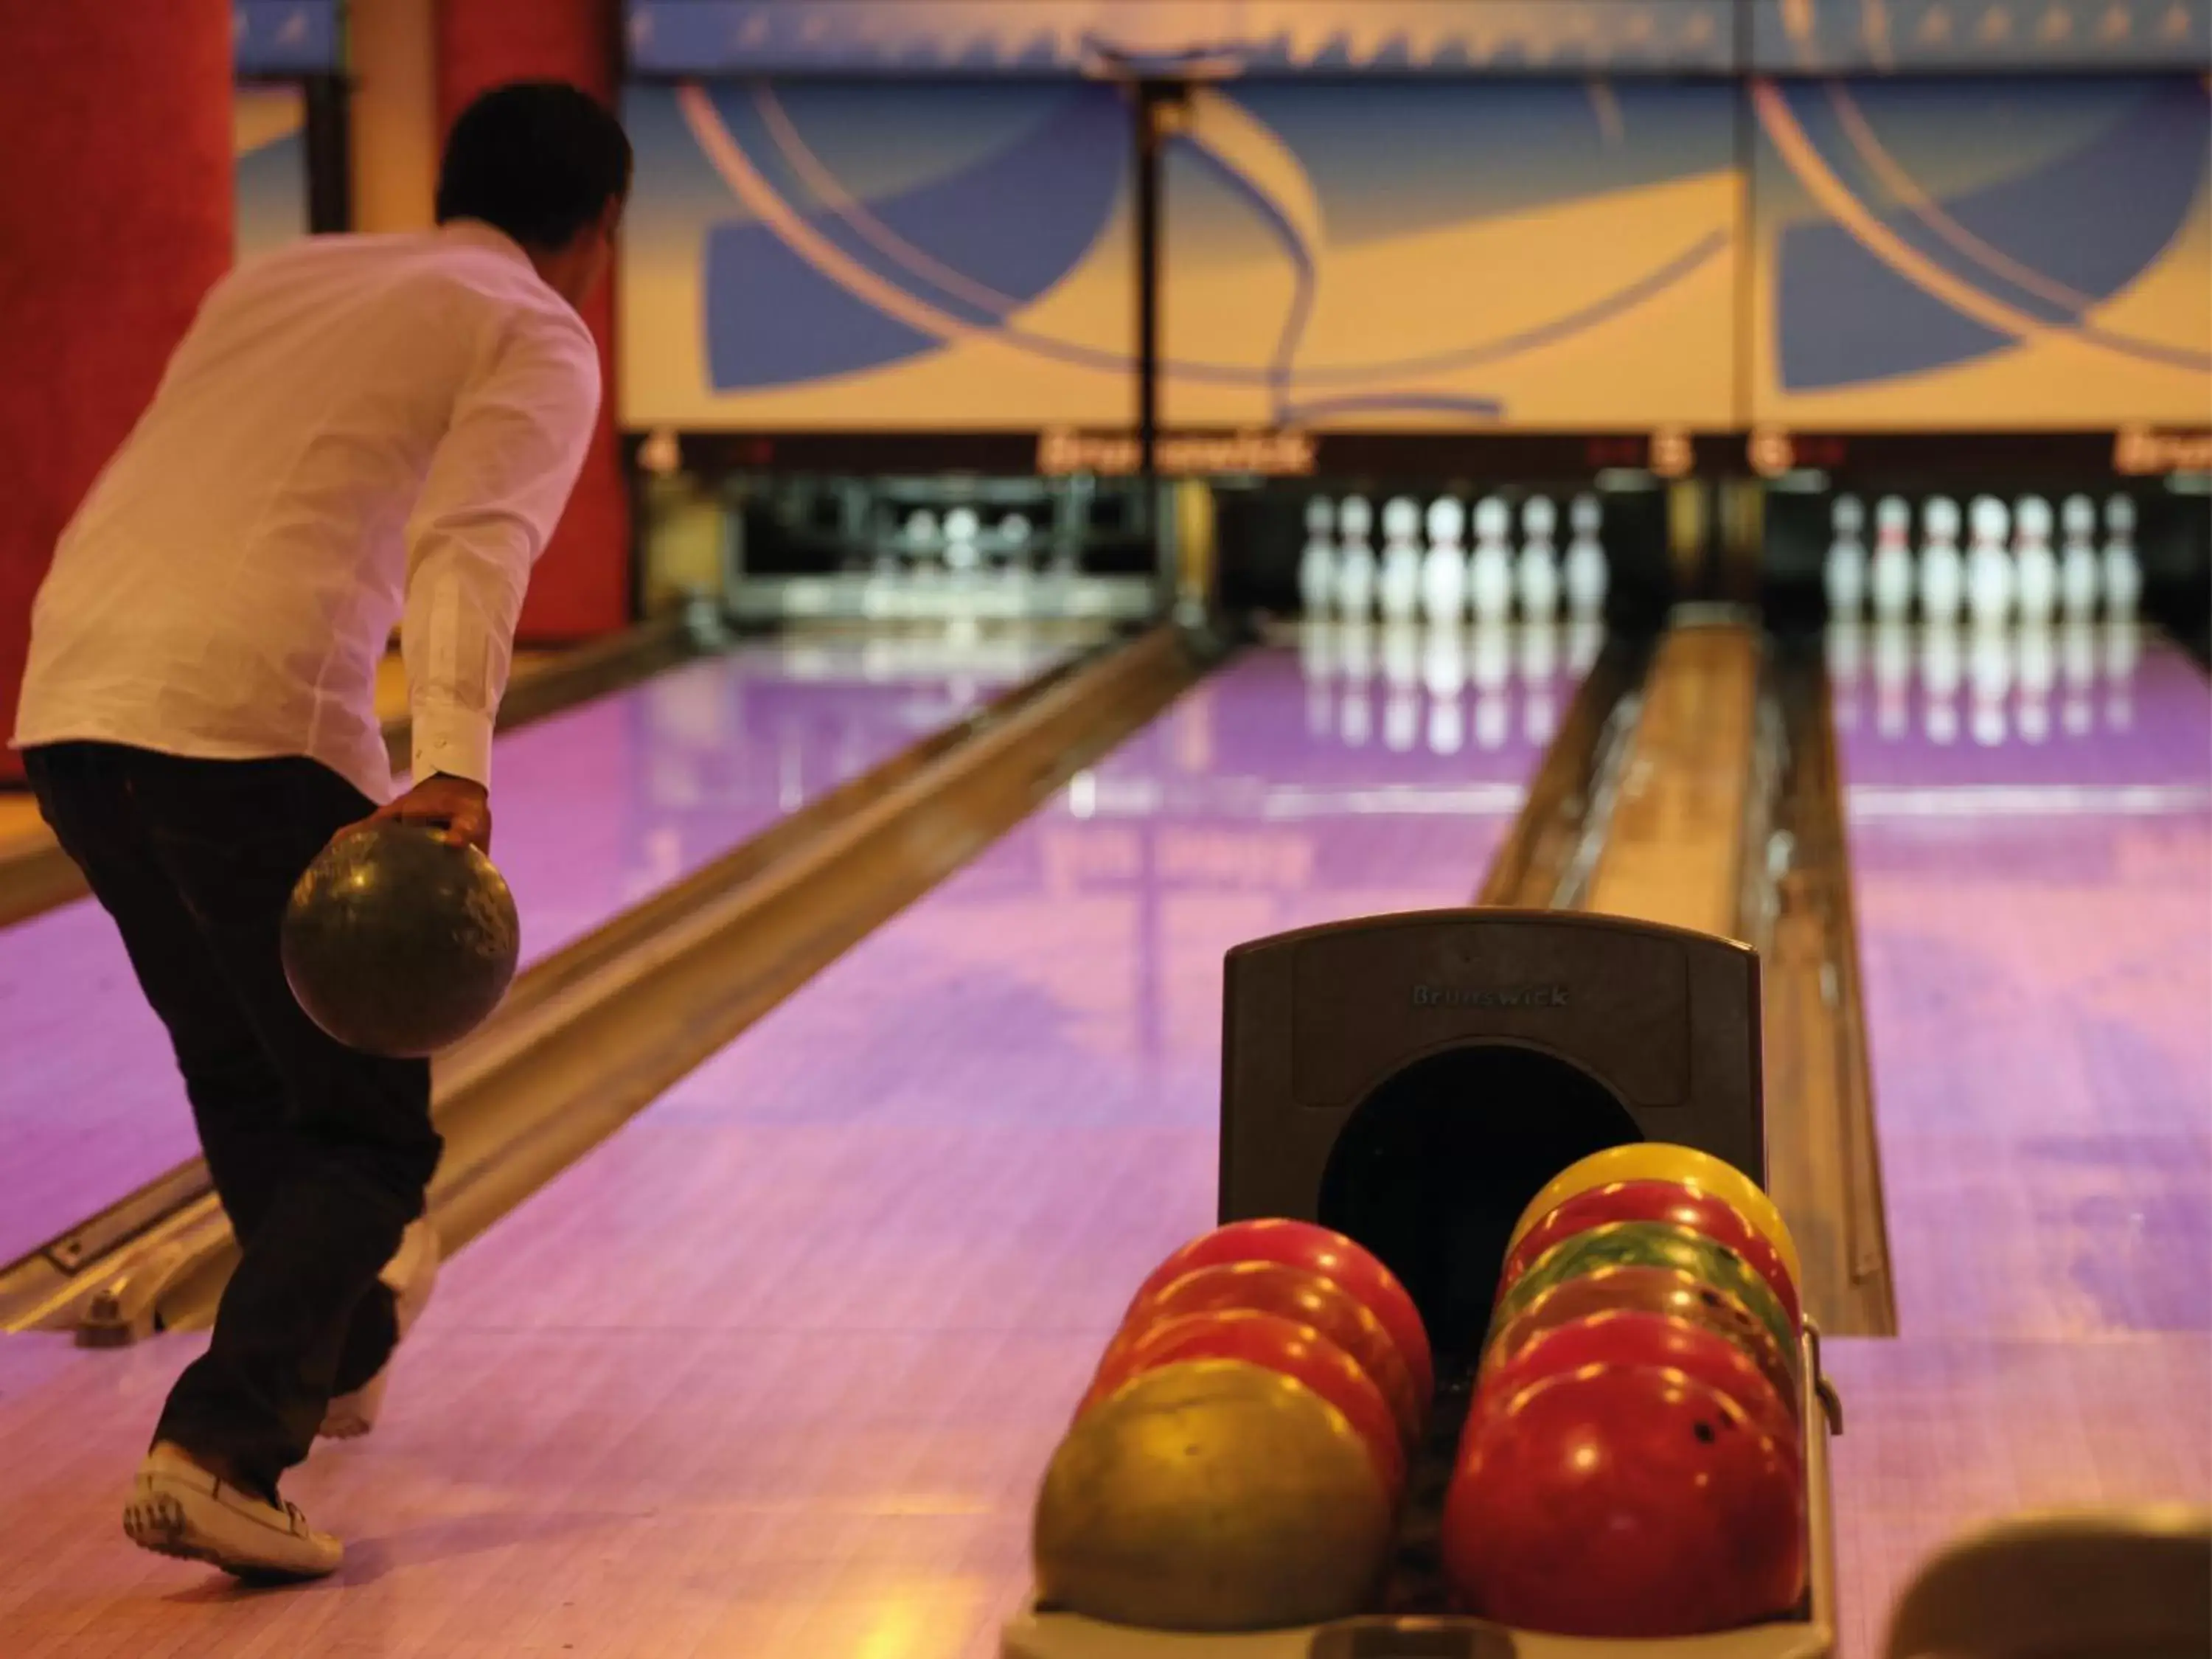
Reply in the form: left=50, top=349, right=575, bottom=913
left=1443, top=1365, right=1806, bottom=1638
left=1498, top=1180, right=1801, bottom=1332
left=1108, top=1259, right=1422, bottom=1444
left=1470, top=1309, right=1798, bottom=1453
left=1081, top=1309, right=1407, bottom=1499
left=1130, top=1220, right=1433, bottom=1404
left=1481, top=1265, right=1801, bottom=1421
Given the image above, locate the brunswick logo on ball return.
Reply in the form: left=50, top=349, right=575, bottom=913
left=1411, top=984, right=1570, bottom=1010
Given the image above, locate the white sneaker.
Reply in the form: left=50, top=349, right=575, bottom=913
left=321, top=1217, right=440, bottom=1439
left=124, top=1443, right=341, bottom=1579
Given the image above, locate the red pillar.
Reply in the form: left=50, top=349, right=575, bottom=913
left=438, top=0, right=631, bottom=643
left=0, top=4, right=234, bottom=782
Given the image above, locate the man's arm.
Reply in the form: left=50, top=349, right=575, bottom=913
left=376, top=310, right=600, bottom=849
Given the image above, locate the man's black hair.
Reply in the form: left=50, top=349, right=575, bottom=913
left=435, top=82, right=633, bottom=250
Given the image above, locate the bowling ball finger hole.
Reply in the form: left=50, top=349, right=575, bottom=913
left=1693, top=1420, right=1716, bottom=1443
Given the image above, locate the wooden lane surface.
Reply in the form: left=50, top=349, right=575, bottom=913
left=0, top=644, right=1562, bottom=1658
left=1584, top=621, right=1759, bottom=939
left=1826, top=1335, right=2211, bottom=1659
left=9, top=627, right=2199, bottom=1658
left=0, top=636, right=1080, bottom=1272
left=1824, top=633, right=2212, bottom=1657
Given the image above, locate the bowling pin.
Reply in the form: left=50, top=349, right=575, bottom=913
left=1969, top=624, right=2011, bottom=747
left=1377, top=498, right=1424, bottom=625
left=2015, top=621, right=2055, bottom=744
left=1382, top=622, right=1421, bottom=752
left=944, top=507, right=983, bottom=574
left=1516, top=496, right=1562, bottom=624
left=1869, top=495, right=1914, bottom=624
left=1420, top=498, right=1470, bottom=627
left=1563, top=494, right=1610, bottom=623
left=1964, top=495, right=2014, bottom=630
left=2104, top=615, right=2140, bottom=731
left=1468, top=496, right=1514, bottom=626
left=2061, top=619, right=2097, bottom=736
left=1470, top=622, right=1512, bottom=752
left=902, top=508, right=942, bottom=561
left=1335, top=497, right=1377, bottom=620
left=1298, top=496, right=1337, bottom=618
left=1920, top=619, right=1963, bottom=744
left=1520, top=621, right=1560, bottom=745
left=1301, top=617, right=1336, bottom=737
left=1823, top=494, right=1868, bottom=620
left=1874, top=620, right=1912, bottom=739
left=1566, top=616, right=1603, bottom=675
left=1338, top=616, right=1374, bottom=747
left=1918, top=497, right=1964, bottom=625
left=2102, top=495, right=2141, bottom=619
left=2011, top=496, right=2057, bottom=626
left=2059, top=494, right=2100, bottom=622
left=1423, top=623, right=1467, bottom=754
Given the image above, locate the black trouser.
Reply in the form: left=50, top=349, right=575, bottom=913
left=25, top=742, right=440, bottom=1498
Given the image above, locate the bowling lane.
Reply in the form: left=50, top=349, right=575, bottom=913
left=0, top=629, right=1079, bottom=1267
left=0, top=625, right=1582, bottom=1658
left=1822, top=622, right=2212, bottom=1658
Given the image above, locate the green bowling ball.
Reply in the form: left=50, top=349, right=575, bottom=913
left=1493, top=1221, right=1797, bottom=1360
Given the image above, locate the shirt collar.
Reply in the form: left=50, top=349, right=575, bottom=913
left=438, top=220, right=535, bottom=266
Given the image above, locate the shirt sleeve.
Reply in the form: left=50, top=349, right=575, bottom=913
left=401, top=307, right=601, bottom=789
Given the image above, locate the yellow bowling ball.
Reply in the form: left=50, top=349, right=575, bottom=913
left=1508, top=1143, right=1802, bottom=1293
left=1034, top=1359, right=1394, bottom=1632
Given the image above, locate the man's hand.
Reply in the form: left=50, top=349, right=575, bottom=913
left=369, top=773, right=493, bottom=852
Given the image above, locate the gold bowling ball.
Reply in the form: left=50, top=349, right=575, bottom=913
left=1033, top=1359, right=1394, bottom=1632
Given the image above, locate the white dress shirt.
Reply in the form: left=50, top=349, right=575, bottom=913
left=13, top=221, right=601, bottom=803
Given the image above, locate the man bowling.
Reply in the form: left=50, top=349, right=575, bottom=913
left=11, top=83, right=630, bottom=1579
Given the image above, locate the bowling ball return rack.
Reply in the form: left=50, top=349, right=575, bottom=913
left=1002, top=911, right=1843, bottom=1659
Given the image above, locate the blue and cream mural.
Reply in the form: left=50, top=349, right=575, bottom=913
left=615, top=4, right=2212, bottom=437
left=626, top=0, right=1744, bottom=76
left=1160, top=82, right=1739, bottom=430
left=620, top=79, right=1741, bottom=432
left=1750, top=75, right=2212, bottom=428
left=626, top=0, right=2211, bottom=78
left=620, top=83, right=1138, bottom=429
left=234, top=86, right=310, bottom=260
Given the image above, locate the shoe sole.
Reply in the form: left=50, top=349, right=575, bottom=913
left=123, top=1489, right=333, bottom=1583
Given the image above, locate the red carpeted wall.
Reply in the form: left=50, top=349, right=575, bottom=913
left=437, top=0, right=632, bottom=643
left=0, top=4, right=234, bottom=783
